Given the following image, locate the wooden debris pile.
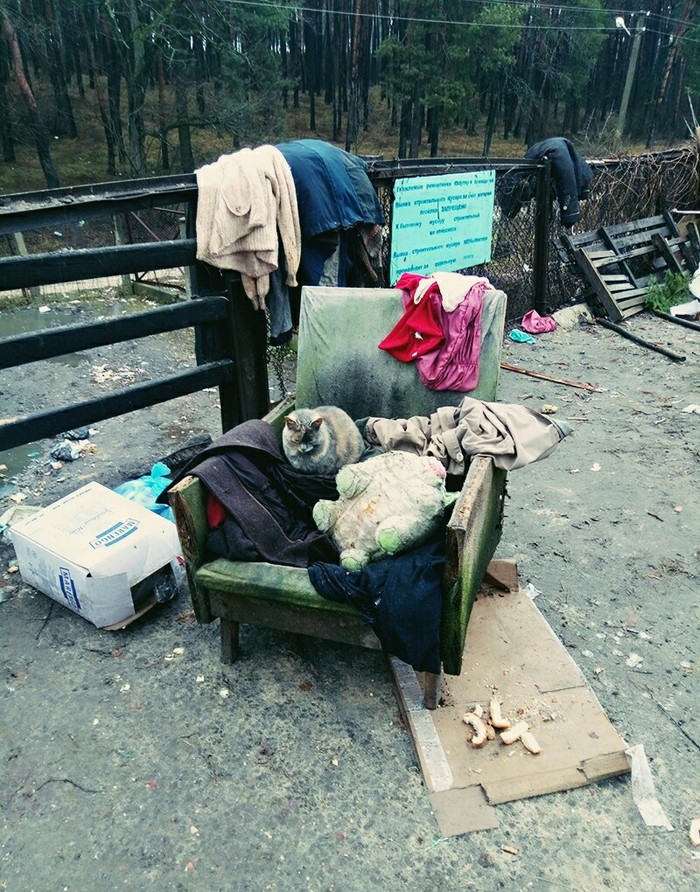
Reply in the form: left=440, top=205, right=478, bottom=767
left=559, top=212, right=700, bottom=322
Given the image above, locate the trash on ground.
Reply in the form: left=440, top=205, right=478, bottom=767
left=509, top=329, right=537, bottom=344
left=50, top=439, right=92, bottom=462
left=114, top=461, right=174, bottom=522
left=625, top=744, right=674, bottom=831
left=690, top=818, right=700, bottom=847
left=521, top=309, right=557, bottom=334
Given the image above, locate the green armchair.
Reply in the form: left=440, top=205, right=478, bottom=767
left=169, top=285, right=508, bottom=704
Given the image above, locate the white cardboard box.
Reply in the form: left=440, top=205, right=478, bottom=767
left=10, top=481, right=181, bottom=628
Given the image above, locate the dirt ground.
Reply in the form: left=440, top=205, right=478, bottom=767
left=1, top=295, right=699, bottom=892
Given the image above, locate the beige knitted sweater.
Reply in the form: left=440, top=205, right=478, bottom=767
left=195, top=145, right=301, bottom=308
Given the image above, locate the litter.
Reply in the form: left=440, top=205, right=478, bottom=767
left=114, top=462, right=174, bottom=522
left=509, top=329, right=537, bottom=345
left=625, top=744, right=673, bottom=831
left=521, top=309, right=557, bottom=334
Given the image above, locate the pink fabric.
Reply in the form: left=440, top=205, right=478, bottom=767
left=521, top=309, right=557, bottom=334
left=385, top=272, right=490, bottom=392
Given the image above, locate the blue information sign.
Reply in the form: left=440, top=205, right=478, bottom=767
left=389, top=170, right=495, bottom=283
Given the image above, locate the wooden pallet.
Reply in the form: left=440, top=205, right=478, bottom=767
left=561, top=213, right=700, bottom=321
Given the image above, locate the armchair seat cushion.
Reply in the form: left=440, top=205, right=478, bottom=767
left=196, top=559, right=358, bottom=616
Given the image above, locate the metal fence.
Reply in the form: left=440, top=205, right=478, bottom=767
left=2, top=149, right=697, bottom=403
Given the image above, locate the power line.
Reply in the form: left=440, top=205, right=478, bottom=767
left=219, top=0, right=700, bottom=44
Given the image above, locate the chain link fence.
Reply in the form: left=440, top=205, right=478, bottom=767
left=3, top=149, right=697, bottom=398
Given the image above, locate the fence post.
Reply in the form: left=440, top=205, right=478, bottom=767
left=185, top=198, right=270, bottom=431
left=114, top=215, right=134, bottom=295
left=533, top=159, right=551, bottom=316
left=11, top=233, right=41, bottom=301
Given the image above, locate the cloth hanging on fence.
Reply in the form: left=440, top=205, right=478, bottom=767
left=497, top=137, right=593, bottom=228
left=276, top=139, right=384, bottom=288
left=195, top=145, right=301, bottom=309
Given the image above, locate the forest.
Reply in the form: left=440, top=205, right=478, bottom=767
left=0, top=0, right=698, bottom=193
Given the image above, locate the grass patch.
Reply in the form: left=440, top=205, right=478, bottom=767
left=645, top=271, right=692, bottom=313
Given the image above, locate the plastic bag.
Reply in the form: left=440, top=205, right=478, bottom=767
left=114, top=461, right=174, bottom=522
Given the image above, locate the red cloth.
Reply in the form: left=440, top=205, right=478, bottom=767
left=207, top=492, right=227, bottom=528
left=378, top=275, right=445, bottom=360
left=521, top=309, right=557, bottom=333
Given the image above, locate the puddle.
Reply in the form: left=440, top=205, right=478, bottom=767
left=0, top=443, right=43, bottom=495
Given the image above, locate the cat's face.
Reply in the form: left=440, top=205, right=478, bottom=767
left=284, top=415, right=324, bottom=454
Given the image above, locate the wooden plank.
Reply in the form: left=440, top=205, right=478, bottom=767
left=0, top=361, right=234, bottom=451
left=0, top=175, right=197, bottom=235
left=603, top=214, right=666, bottom=236
left=652, top=233, right=684, bottom=273
left=0, top=239, right=197, bottom=291
left=607, top=282, right=638, bottom=293
left=601, top=274, right=631, bottom=284
left=614, top=288, right=649, bottom=303
left=0, top=295, right=228, bottom=370
left=390, top=656, right=454, bottom=793
left=574, top=247, right=624, bottom=321
left=686, top=221, right=700, bottom=265
left=610, top=228, right=672, bottom=251
left=619, top=302, right=647, bottom=318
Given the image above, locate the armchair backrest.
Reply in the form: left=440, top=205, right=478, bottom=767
left=295, top=286, right=507, bottom=418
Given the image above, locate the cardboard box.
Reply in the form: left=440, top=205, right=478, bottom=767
left=10, top=481, right=182, bottom=628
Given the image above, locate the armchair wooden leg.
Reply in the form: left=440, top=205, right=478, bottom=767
left=423, top=671, right=440, bottom=710
left=220, top=617, right=240, bottom=663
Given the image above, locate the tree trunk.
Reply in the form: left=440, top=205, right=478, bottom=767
left=345, top=0, right=364, bottom=151
left=101, top=8, right=126, bottom=165
left=429, top=104, right=440, bottom=157
left=304, top=10, right=317, bottom=130
left=44, top=0, right=77, bottom=137
left=646, top=1, right=693, bottom=149
left=2, top=12, right=60, bottom=188
left=399, top=98, right=411, bottom=158
left=193, top=33, right=206, bottom=115
left=80, top=7, right=115, bottom=175
left=0, top=35, right=15, bottom=161
left=156, top=47, right=170, bottom=171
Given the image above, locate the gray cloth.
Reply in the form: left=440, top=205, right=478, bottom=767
left=363, top=397, right=571, bottom=475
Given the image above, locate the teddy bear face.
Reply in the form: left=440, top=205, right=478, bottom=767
left=312, top=450, right=453, bottom=571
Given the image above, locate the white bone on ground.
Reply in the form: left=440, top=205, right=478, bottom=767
left=520, top=730, right=542, bottom=754
left=462, top=712, right=489, bottom=748
left=488, top=696, right=511, bottom=729
left=499, top=720, right=529, bottom=745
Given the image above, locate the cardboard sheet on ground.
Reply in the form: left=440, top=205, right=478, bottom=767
left=391, top=561, right=630, bottom=836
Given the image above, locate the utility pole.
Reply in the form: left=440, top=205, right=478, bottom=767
left=615, top=13, right=646, bottom=141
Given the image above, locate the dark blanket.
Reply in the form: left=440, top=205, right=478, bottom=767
left=308, top=538, right=445, bottom=674
left=276, top=139, right=384, bottom=287
left=159, top=420, right=339, bottom=567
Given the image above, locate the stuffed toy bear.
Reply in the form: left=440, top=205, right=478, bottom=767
left=312, top=450, right=457, bottom=571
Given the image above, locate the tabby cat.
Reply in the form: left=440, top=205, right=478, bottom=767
left=282, top=405, right=364, bottom=475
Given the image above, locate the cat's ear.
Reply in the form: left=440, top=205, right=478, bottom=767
left=284, top=416, right=296, bottom=429
left=311, top=417, right=323, bottom=429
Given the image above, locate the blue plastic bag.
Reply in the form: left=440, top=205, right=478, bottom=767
left=114, top=461, right=174, bottom=522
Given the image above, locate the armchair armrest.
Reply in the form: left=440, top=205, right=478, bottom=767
left=169, top=475, right=212, bottom=622
left=441, top=455, right=507, bottom=676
